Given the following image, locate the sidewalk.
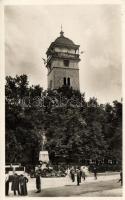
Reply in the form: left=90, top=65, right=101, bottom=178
left=29, top=178, right=122, bottom=197
left=28, top=172, right=120, bottom=190
left=7, top=173, right=121, bottom=197
left=80, top=188, right=122, bottom=197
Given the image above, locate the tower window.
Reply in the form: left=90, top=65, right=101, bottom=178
left=63, top=77, right=66, bottom=86
left=67, top=77, right=70, bottom=86
left=63, top=59, right=69, bottom=67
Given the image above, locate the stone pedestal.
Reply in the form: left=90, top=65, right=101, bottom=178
left=39, top=151, right=49, bottom=163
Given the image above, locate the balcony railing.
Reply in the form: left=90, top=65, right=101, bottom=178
left=47, top=51, right=79, bottom=60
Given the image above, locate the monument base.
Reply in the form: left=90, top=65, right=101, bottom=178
left=39, top=151, right=49, bottom=163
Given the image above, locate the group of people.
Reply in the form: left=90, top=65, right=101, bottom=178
left=66, top=166, right=97, bottom=186
left=5, top=167, right=122, bottom=196
left=66, top=167, right=86, bottom=186
left=5, top=173, right=28, bottom=196
left=5, top=171, right=42, bottom=196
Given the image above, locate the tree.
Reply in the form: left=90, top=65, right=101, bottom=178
left=5, top=75, right=122, bottom=168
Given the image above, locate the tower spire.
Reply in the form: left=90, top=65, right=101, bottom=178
left=60, top=24, right=64, bottom=37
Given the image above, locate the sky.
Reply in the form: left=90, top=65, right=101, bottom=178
left=5, top=5, right=122, bottom=104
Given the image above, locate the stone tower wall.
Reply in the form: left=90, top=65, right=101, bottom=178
left=52, top=59, right=78, bottom=69
left=48, top=67, right=79, bottom=90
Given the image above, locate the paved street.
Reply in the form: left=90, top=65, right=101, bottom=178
left=7, top=172, right=122, bottom=197
left=29, top=180, right=122, bottom=197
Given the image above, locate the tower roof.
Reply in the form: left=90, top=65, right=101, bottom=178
left=46, top=30, right=79, bottom=55
left=54, top=36, right=75, bottom=46
left=54, top=30, right=75, bottom=45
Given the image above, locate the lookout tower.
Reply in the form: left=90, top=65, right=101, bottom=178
left=46, top=29, right=80, bottom=90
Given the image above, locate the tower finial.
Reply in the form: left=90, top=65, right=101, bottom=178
left=60, top=24, right=64, bottom=37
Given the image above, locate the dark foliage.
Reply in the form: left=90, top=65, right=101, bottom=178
left=5, top=75, right=122, bottom=167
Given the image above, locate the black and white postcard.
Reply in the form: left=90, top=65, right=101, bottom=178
left=0, top=0, right=124, bottom=199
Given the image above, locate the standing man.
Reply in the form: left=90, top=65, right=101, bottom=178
left=19, top=174, right=24, bottom=195
left=19, top=174, right=28, bottom=195
left=36, top=172, right=41, bottom=193
left=23, top=174, right=28, bottom=195
left=11, top=173, right=20, bottom=195
left=79, top=168, right=83, bottom=183
left=5, top=172, right=10, bottom=196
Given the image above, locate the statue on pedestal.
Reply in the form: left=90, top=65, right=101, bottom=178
left=39, top=131, right=49, bottom=165
left=41, top=132, right=47, bottom=151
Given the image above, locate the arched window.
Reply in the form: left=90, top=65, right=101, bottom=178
left=67, top=77, right=70, bottom=86
left=63, top=77, right=66, bottom=86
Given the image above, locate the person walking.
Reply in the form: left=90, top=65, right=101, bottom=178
left=5, top=172, right=10, bottom=196
left=76, top=168, right=81, bottom=186
left=93, top=166, right=97, bottom=180
left=65, top=168, right=72, bottom=185
left=79, top=168, right=83, bottom=183
left=82, top=171, right=86, bottom=181
left=11, top=173, right=20, bottom=195
left=118, top=171, right=123, bottom=186
left=36, top=172, right=41, bottom=193
left=70, top=167, right=75, bottom=182
left=80, top=166, right=86, bottom=181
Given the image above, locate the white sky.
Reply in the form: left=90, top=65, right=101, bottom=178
left=5, top=5, right=122, bottom=103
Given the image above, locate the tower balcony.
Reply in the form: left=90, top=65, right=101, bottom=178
left=47, top=51, right=80, bottom=63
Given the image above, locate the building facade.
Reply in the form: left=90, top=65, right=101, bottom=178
left=46, top=30, right=80, bottom=90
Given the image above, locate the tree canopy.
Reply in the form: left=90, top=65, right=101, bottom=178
left=5, top=75, right=122, bottom=167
